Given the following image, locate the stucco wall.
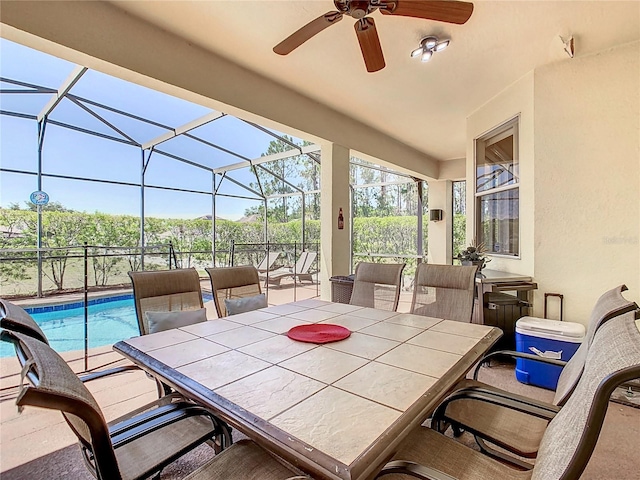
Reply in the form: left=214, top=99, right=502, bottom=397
left=466, top=73, right=536, bottom=277
left=467, top=42, right=640, bottom=324
left=533, top=41, right=640, bottom=322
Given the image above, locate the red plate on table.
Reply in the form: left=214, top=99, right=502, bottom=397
left=287, top=324, right=351, bottom=344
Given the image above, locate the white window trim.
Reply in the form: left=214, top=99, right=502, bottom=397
left=474, top=116, right=520, bottom=258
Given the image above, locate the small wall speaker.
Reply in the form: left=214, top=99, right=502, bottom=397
left=429, top=209, right=443, bottom=222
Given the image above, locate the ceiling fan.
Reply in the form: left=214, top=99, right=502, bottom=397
left=273, top=1, right=474, bottom=73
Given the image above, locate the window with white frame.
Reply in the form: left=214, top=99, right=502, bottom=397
left=475, top=117, right=519, bottom=256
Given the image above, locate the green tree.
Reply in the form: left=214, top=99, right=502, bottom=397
left=351, top=160, right=377, bottom=217
left=0, top=208, right=33, bottom=284
left=85, top=213, right=130, bottom=286
left=9, top=201, right=74, bottom=213
left=453, top=181, right=467, bottom=260
left=246, top=136, right=317, bottom=222
left=166, top=219, right=213, bottom=268
left=18, top=211, right=90, bottom=290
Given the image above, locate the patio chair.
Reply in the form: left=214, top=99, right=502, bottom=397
left=206, top=265, right=262, bottom=318
left=431, top=285, right=637, bottom=467
left=0, top=298, right=140, bottom=382
left=256, top=251, right=283, bottom=273
left=349, top=262, right=406, bottom=311
left=128, top=268, right=204, bottom=336
left=1, top=330, right=233, bottom=480
left=261, top=251, right=317, bottom=287
left=410, top=263, right=478, bottom=322
left=376, top=310, right=640, bottom=480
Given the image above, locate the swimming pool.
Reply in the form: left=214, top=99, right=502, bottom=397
left=0, top=293, right=212, bottom=358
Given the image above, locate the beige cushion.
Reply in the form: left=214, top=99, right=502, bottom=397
left=224, top=293, right=267, bottom=315
left=145, top=308, right=207, bottom=333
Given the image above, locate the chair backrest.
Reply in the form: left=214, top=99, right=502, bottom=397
left=0, top=299, right=48, bottom=344
left=410, top=263, right=478, bottom=322
left=294, top=251, right=317, bottom=274
left=256, top=251, right=281, bottom=272
left=128, top=268, right=204, bottom=335
left=206, top=266, right=261, bottom=318
left=532, top=311, right=640, bottom=480
left=2, top=330, right=121, bottom=479
left=349, top=262, right=406, bottom=311
left=553, top=284, right=637, bottom=405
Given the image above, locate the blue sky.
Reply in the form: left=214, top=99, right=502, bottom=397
left=0, top=39, right=308, bottom=220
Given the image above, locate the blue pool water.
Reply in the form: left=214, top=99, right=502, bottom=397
left=1, top=294, right=212, bottom=358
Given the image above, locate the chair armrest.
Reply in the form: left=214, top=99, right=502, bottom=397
left=474, top=350, right=567, bottom=380
left=450, top=384, right=560, bottom=411
left=79, top=365, right=142, bottom=383
left=377, top=461, right=457, bottom=480
left=108, top=396, right=188, bottom=435
left=110, top=403, right=220, bottom=449
left=432, top=387, right=559, bottom=432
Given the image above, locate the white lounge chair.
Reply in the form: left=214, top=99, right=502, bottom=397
left=260, top=251, right=317, bottom=287
left=255, top=251, right=282, bottom=273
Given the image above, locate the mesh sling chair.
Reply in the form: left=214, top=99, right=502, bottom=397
left=0, top=297, right=233, bottom=452
left=1, top=330, right=234, bottom=480
left=349, top=262, right=406, bottom=311
left=376, top=310, right=640, bottom=480
left=128, top=267, right=204, bottom=336
left=410, top=264, right=478, bottom=322
left=206, top=265, right=262, bottom=318
left=431, top=285, right=637, bottom=467
left=0, top=298, right=141, bottom=382
left=127, top=268, right=234, bottom=447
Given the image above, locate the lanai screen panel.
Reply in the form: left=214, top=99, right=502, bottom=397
left=144, top=153, right=212, bottom=193
left=0, top=115, right=38, bottom=171
left=0, top=37, right=322, bottom=222
left=0, top=87, right=51, bottom=116
left=69, top=70, right=212, bottom=139
left=190, top=116, right=286, bottom=160
left=40, top=122, right=140, bottom=184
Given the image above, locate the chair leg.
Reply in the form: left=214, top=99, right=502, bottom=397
left=433, top=418, right=463, bottom=437
left=208, top=419, right=234, bottom=454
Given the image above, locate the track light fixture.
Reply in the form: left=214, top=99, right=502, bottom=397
left=411, top=36, right=450, bottom=62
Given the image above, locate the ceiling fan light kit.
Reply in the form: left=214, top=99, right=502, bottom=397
left=435, top=39, right=450, bottom=51
left=412, top=36, right=450, bottom=62
left=273, top=0, right=473, bottom=72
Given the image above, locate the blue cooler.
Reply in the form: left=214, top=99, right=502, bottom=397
left=515, top=317, right=585, bottom=390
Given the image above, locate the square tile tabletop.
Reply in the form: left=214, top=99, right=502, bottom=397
left=115, top=300, right=501, bottom=480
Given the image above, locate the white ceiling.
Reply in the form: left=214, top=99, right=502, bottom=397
left=112, top=1, right=640, bottom=161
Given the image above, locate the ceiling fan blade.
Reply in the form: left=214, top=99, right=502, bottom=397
left=274, top=11, right=343, bottom=55
left=355, top=18, right=385, bottom=73
left=381, top=0, right=474, bottom=25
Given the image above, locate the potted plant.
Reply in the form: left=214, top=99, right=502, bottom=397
left=458, top=240, right=491, bottom=271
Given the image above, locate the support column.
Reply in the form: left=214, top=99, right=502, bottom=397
left=427, top=180, right=453, bottom=265
left=320, top=143, right=351, bottom=300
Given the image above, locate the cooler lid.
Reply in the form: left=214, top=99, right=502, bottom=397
left=516, top=316, right=585, bottom=339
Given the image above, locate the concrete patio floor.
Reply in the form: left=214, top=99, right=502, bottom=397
left=1, top=280, right=637, bottom=478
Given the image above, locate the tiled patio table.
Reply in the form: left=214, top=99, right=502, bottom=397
left=114, top=299, right=502, bottom=480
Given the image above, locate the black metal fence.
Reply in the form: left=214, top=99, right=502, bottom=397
left=0, top=241, right=320, bottom=370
